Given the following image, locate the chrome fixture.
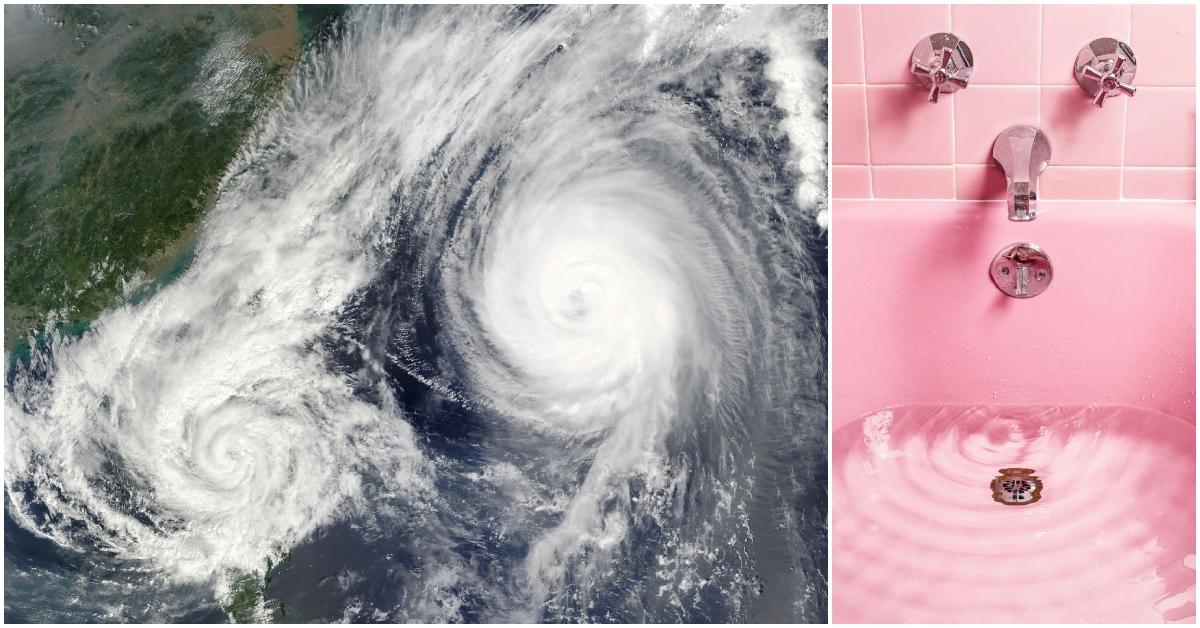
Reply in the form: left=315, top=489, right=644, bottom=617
left=990, top=243, right=1053, bottom=299
left=911, top=33, right=973, bottom=103
left=991, top=468, right=1044, bottom=505
left=992, top=125, right=1051, bottom=222
left=1074, top=38, right=1137, bottom=108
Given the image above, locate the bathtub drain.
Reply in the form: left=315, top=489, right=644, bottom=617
left=991, top=468, right=1043, bottom=505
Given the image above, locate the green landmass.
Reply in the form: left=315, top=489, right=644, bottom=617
left=4, top=5, right=304, bottom=348
left=223, top=550, right=295, bottom=623
left=225, top=572, right=270, bottom=623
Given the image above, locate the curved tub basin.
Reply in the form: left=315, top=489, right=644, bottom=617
left=832, top=404, right=1196, bottom=623
left=831, top=200, right=1196, bottom=622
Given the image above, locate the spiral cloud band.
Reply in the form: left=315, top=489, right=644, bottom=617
left=6, top=6, right=827, bottom=622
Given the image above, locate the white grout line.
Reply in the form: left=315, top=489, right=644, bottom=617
left=949, top=3, right=958, bottom=199
left=857, top=4, right=873, bottom=199
left=1036, top=4, right=1043, bottom=134
left=1120, top=3, right=1133, bottom=201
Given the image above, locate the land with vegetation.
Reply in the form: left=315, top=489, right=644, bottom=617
left=3, top=6, right=349, bottom=349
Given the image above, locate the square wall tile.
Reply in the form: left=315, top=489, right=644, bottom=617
left=1123, top=168, right=1196, bottom=200
left=832, top=85, right=870, bottom=165
left=951, top=5, right=1041, bottom=85
left=832, top=4, right=864, bottom=84
left=954, top=86, right=1040, bottom=165
left=1042, top=5, right=1131, bottom=86
left=871, top=166, right=955, bottom=199
left=865, top=85, right=954, bottom=165
left=833, top=165, right=872, bottom=198
left=1125, top=88, right=1196, bottom=167
left=1041, top=166, right=1122, bottom=199
left=956, top=164, right=1006, bottom=200
left=862, top=4, right=950, bottom=84
left=1131, top=4, right=1195, bottom=86
left=1040, top=86, right=1126, bottom=165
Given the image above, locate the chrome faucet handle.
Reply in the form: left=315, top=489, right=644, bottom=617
left=1074, top=38, right=1137, bottom=108
left=911, top=33, right=973, bottom=104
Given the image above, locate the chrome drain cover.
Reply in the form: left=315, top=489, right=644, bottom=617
left=991, top=468, right=1043, bottom=505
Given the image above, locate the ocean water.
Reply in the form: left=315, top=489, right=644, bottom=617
left=5, top=6, right=828, bottom=622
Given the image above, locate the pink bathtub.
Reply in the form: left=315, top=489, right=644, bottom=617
left=831, top=200, right=1196, bottom=623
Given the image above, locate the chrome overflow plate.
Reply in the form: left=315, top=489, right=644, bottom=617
left=990, top=242, right=1053, bottom=299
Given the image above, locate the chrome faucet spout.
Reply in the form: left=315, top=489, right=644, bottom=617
left=991, top=125, right=1051, bottom=222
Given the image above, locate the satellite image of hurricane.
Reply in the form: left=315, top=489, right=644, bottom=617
left=4, top=5, right=828, bottom=623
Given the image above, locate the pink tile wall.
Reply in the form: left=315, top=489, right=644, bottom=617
left=831, top=4, right=1197, bottom=201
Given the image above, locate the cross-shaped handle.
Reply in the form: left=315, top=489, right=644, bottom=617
left=912, top=47, right=970, bottom=104
left=1080, top=54, right=1137, bottom=108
